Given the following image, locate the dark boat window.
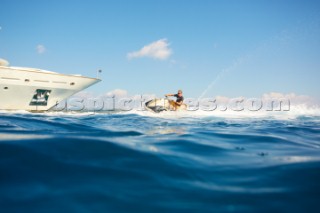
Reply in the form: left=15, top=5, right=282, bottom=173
left=29, top=89, right=51, bottom=106
left=3, top=87, right=8, bottom=90
left=70, top=82, right=75, bottom=86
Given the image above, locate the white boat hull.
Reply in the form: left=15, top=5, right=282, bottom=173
left=0, top=66, right=100, bottom=111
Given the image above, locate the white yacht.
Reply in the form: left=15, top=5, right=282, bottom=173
left=0, top=63, right=101, bottom=111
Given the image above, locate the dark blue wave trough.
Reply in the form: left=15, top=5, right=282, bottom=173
left=0, top=113, right=319, bottom=212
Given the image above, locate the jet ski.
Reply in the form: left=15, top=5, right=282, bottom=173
left=145, top=98, right=187, bottom=113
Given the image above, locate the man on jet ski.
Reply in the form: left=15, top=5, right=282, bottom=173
left=165, top=90, right=184, bottom=110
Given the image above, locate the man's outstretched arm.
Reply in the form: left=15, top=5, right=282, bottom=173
left=165, top=94, right=175, bottom=97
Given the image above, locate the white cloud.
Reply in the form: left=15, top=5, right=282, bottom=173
left=36, top=44, right=46, bottom=54
left=131, top=94, right=156, bottom=100
left=127, top=39, right=172, bottom=60
left=104, top=89, right=128, bottom=98
left=262, top=92, right=317, bottom=106
left=0, top=58, right=9, bottom=66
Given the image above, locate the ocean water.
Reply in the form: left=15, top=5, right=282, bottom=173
left=0, top=110, right=320, bottom=213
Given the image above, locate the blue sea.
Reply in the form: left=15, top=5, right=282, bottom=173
left=0, top=110, right=320, bottom=213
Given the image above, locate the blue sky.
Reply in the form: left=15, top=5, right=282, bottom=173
left=1, top=0, right=320, bottom=99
